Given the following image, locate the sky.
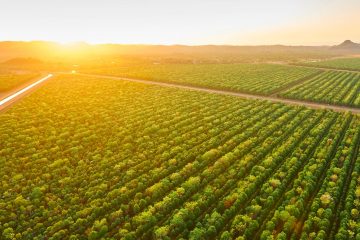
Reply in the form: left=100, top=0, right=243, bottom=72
left=0, top=0, right=359, bottom=46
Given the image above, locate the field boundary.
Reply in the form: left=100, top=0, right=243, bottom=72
left=269, top=70, right=324, bottom=96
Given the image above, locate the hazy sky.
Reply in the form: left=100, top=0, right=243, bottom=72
left=1, top=0, right=359, bottom=45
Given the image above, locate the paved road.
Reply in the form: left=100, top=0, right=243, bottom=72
left=74, top=72, right=360, bottom=114
left=0, top=74, right=53, bottom=112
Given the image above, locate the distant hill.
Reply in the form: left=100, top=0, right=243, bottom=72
left=0, top=40, right=348, bottom=64
left=0, top=41, right=59, bottom=62
left=332, top=40, right=360, bottom=51
left=4, top=57, right=43, bottom=65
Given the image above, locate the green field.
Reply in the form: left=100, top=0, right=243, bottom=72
left=1, top=75, right=359, bottom=240
left=0, top=73, right=39, bottom=93
left=281, top=71, right=360, bottom=107
left=84, top=63, right=318, bottom=95
left=304, top=58, right=360, bottom=71
left=82, top=62, right=360, bottom=107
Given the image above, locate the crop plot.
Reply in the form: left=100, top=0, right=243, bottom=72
left=0, top=75, right=359, bottom=239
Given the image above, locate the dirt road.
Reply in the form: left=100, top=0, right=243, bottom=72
left=74, top=72, right=360, bottom=114
left=1, top=70, right=359, bottom=114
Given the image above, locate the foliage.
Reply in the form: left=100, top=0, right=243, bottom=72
left=0, top=73, right=39, bottom=93
left=304, top=58, right=360, bottom=71
left=0, top=74, right=359, bottom=239
left=83, top=63, right=317, bottom=95
left=281, top=70, right=360, bottom=107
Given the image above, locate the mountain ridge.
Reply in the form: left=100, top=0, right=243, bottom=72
left=332, top=40, right=360, bottom=51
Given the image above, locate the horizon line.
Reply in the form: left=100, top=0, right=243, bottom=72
left=0, top=39, right=356, bottom=48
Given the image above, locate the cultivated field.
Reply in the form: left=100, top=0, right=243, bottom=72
left=81, top=61, right=360, bottom=108
left=83, top=63, right=318, bottom=95
left=280, top=71, right=360, bottom=107
left=0, top=72, right=39, bottom=93
left=1, top=75, right=359, bottom=240
left=304, top=58, right=360, bottom=71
